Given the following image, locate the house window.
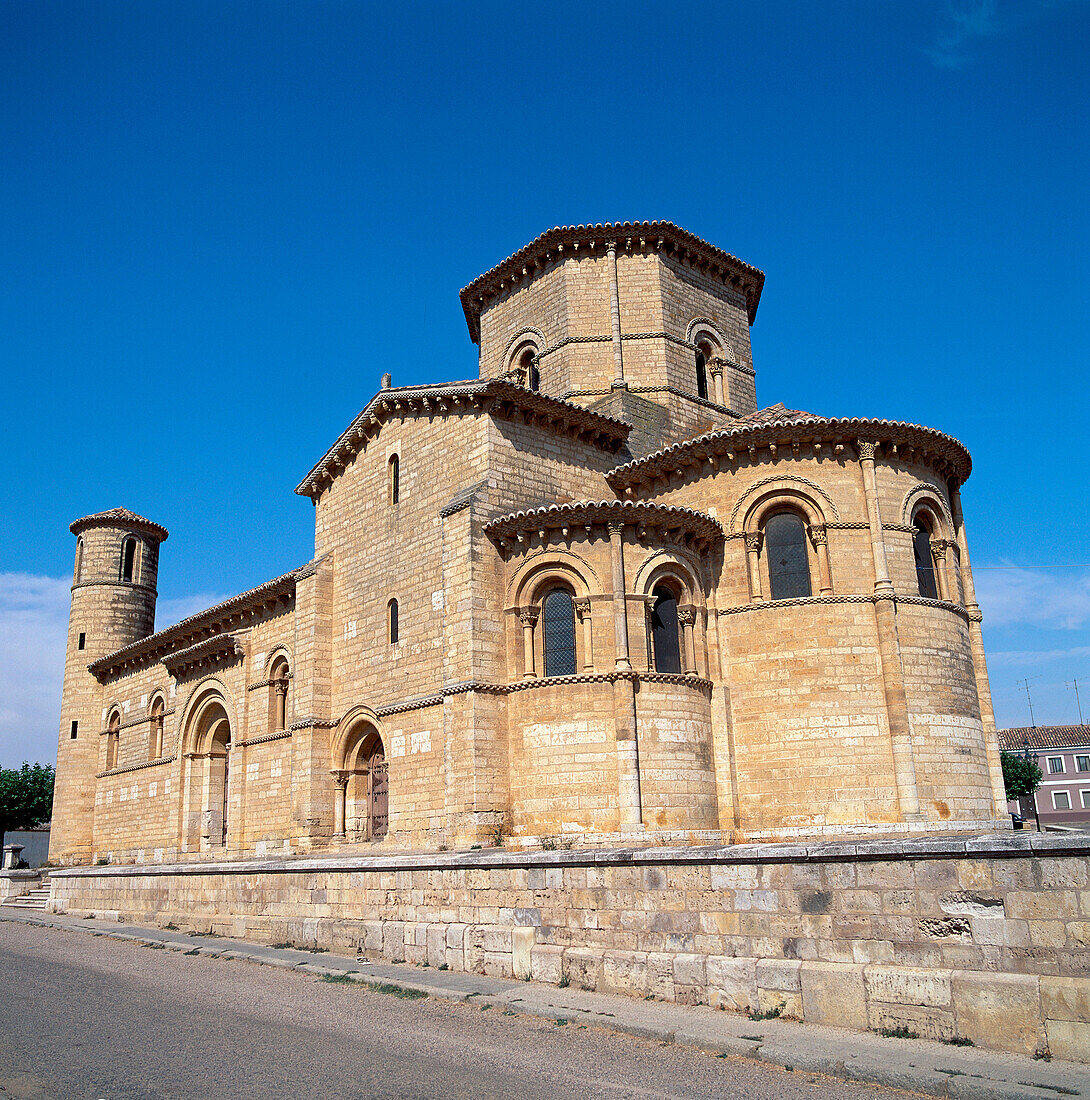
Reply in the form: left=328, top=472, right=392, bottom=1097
left=149, top=697, right=165, bottom=760
left=541, top=588, right=576, bottom=677
left=1081, top=790, right=1090, bottom=809
left=1052, top=790, right=1071, bottom=811
left=913, top=521, right=938, bottom=600
left=388, top=599, right=399, bottom=645
left=120, top=537, right=138, bottom=583
left=70, top=720, right=78, bottom=740
left=1076, top=755, right=1089, bottom=772
left=650, top=585, right=682, bottom=674
left=78, top=632, right=86, bottom=651
left=765, top=512, right=812, bottom=600
left=695, top=349, right=708, bottom=400
left=388, top=455, right=400, bottom=505
left=1047, top=756, right=1065, bottom=774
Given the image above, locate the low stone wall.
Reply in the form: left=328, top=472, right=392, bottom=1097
left=48, top=833, right=1090, bottom=1062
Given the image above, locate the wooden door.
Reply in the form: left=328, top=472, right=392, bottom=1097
left=369, top=753, right=388, bottom=840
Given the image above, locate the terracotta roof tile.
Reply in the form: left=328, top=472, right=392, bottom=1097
left=997, top=725, right=1090, bottom=751
left=70, top=508, right=168, bottom=541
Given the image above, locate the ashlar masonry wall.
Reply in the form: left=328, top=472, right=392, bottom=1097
left=49, top=832, right=1090, bottom=1063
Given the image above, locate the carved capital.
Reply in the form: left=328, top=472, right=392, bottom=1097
left=607, top=521, right=626, bottom=539
left=605, top=239, right=618, bottom=254
left=573, top=598, right=592, bottom=621
left=807, top=524, right=828, bottom=547
left=744, top=531, right=763, bottom=554
left=330, top=769, right=349, bottom=789
left=518, top=606, right=539, bottom=627
left=677, top=605, right=697, bottom=627
left=857, top=440, right=878, bottom=462
left=707, top=357, right=725, bottom=378
left=930, top=539, right=949, bottom=562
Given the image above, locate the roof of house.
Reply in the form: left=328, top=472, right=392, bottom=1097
left=606, top=408, right=973, bottom=489
left=294, top=378, right=631, bottom=500
left=997, top=725, right=1090, bottom=751
left=459, top=221, right=766, bottom=342
left=70, top=507, right=169, bottom=541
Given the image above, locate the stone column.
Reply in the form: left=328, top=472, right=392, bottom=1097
left=606, top=241, right=626, bottom=389
left=708, top=358, right=726, bottom=406
left=744, top=532, right=764, bottom=603
left=950, top=482, right=1007, bottom=816
left=678, top=605, right=697, bottom=675
left=857, top=440, right=921, bottom=820
left=274, top=679, right=288, bottom=731
left=608, top=523, right=632, bottom=670
left=519, top=607, right=539, bottom=679
left=331, top=771, right=349, bottom=837
left=930, top=540, right=950, bottom=602
left=807, top=524, right=834, bottom=596
left=574, top=598, right=593, bottom=670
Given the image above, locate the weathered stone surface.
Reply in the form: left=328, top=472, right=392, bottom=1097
left=951, top=970, right=1044, bottom=1056
left=864, top=965, right=951, bottom=1007
left=707, top=956, right=758, bottom=1013
left=800, top=961, right=867, bottom=1030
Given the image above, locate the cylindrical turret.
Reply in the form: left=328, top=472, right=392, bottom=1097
left=49, top=508, right=167, bottom=864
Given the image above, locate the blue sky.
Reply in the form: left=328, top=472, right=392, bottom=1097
left=2, top=1, right=1088, bottom=765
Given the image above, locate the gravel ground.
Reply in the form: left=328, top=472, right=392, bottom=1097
left=0, top=921, right=915, bottom=1100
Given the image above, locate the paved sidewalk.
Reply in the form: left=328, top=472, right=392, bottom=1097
left=3, top=909, right=1086, bottom=1100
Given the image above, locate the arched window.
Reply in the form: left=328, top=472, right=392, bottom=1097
left=694, top=349, right=709, bottom=400
left=74, top=538, right=84, bottom=582
left=120, top=537, right=138, bottom=583
left=512, top=343, right=541, bottom=392
left=106, top=710, right=120, bottom=770
left=149, top=697, right=165, bottom=760
left=268, top=656, right=289, bottom=731
left=541, top=588, right=576, bottom=677
left=765, top=512, right=812, bottom=600
left=650, top=585, right=682, bottom=673
left=913, top=520, right=939, bottom=600
left=388, top=454, right=400, bottom=505
left=388, top=598, right=399, bottom=645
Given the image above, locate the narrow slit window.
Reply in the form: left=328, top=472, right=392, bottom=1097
left=650, top=585, right=682, bottom=674
left=70, top=720, right=78, bottom=740
left=388, top=455, right=400, bottom=505
left=120, top=537, right=138, bottom=583
left=765, top=513, right=812, bottom=600
left=74, top=538, right=84, bottom=582
left=542, top=589, right=577, bottom=677
left=695, top=350, right=708, bottom=400
left=913, top=521, right=938, bottom=599
left=78, top=632, right=86, bottom=651
left=388, top=599, right=399, bottom=644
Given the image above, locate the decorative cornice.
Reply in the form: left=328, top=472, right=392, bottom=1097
left=484, top=500, right=723, bottom=554
left=236, top=730, right=293, bottom=748
left=96, top=754, right=176, bottom=779
left=607, top=416, right=972, bottom=491
left=459, top=222, right=765, bottom=342
left=70, top=507, right=168, bottom=542
left=289, top=716, right=338, bottom=731
left=717, top=593, right=971, bottom=621
left=161, top=633, right=246, bottom=679
left=88, top=570, right=299, bottom=681
left=295, top=379, right=630, bottom=500
left=375, top=693, right=444, bottom=717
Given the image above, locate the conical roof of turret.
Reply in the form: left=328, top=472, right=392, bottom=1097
left=70, top=507, right=168, bottom=541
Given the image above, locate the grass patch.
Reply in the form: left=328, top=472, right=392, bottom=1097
left=369, top=982, right=427, bottom=1000
left=747, top=1004, right=783, bottom=1021
left=943, top=1036, right=974, bottom=1047
left=146, top=942, right=165, bottom=950
left=321, top=973, right=357, bottom=985
left=558, top=975, right=570, bottom=988
left=163, top=922, right=179, bottom=931
left=555, top=1018, right=568, bottom=1026
left=183, top=948, right=201, bottom=956
left=875, top=1026, right=920, bottom=1040
left=740, top=1035, right=764, bottom=1043
left=503, top=1009, right=517, bottom=1017
left=438, top=963, right=449, bottom=971
left=716, top=1052, right=730, bottom=1059
left=1034, top=1047, right=1052, bottom=1062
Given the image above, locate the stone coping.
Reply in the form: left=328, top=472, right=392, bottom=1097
left=49, top=830, right=1090, bottom=880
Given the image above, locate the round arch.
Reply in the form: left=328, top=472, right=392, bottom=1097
left=509, top=551, right=598, bottom=608
left=331, top=706, right=389, bottom=841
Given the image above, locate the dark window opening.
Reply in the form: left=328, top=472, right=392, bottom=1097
left=528, top=361, right=540, bottom=392
left=695, top=350, right=708, bottom=400
left=77, top=632, right=86, bottom=650
left=388, top=599, right=399, bottom=644
left=650, top=585, right=682, bottom=673
left=70, top=720, right=78, bottom=740
left=766, top=512, right=812, bottom=600
left=913, top=522, right=938, bottom=599
left=389, top=455, right=400, bottom=505
left=542, top=588, right=577, bottom=677
left=120, top=537, right=137, bottom=583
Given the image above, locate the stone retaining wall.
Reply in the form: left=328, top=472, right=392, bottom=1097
left=48, top=833, right=1090, bottom=1062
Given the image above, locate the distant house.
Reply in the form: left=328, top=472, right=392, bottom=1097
left=998, top=725, right=1090, bottom=826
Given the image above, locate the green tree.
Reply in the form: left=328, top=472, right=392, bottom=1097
left=999, top=750, right=1042, bottom=802
left=0, top=762, right=55, bottom=851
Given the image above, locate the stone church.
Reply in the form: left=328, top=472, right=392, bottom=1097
left=49, top=221, right=1008, bottom=866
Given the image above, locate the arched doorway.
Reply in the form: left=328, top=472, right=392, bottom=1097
left=181, top=694, right=233, bottom=852
left=333, top=721, right=388, bottom=842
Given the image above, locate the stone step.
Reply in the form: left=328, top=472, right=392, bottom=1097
left=1, top=887, right=51, bottom=909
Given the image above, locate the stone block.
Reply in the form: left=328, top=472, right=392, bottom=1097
left=646, top=952, right=675, bottom=1000
left=360, top=920, right=383, bottom=952
left=757, top=988, right=802, bottom=1019
left=1040, top=976, right=1090, bottom=1022
left=445, top=922, right=466, bottom=950
left=673, top=952, right=706, bottom=987
left=602, top=950, right=648, bottom=995
left=426, top=924, right=446, bottom=967
left=481, top=951, right=513, bottom=978
left=864, top=965, right=951, bottom=1007
left=530, top=944, right=564, bottom=985
left=512, top=926, right=535, bottom=980
left=1045, top=1019, right=1090, bottom=1063
left=867, top=1001, right=956, bottom=1042
left=565, top=947, right=602, bottom=991
left=482, top=927, right=512, bottom=953
left=707, top=956, right=758, bottom=1014
left=382, top=921, right=405, bottom=962
left=950, top=970, right=1044, bottom=1056
left=800, top=961, right=867, bottom=1030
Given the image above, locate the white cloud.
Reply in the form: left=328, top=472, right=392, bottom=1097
left=987, top=645, right=1090, bottom=668
left=975, top=566, right=1090, bottom=630
left=0, top=573, right=231, bottom=768
left=926, top=0, right=1084, bottom=69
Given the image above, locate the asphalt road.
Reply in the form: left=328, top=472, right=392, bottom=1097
left=0, top=922, right=913, bottom=1100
